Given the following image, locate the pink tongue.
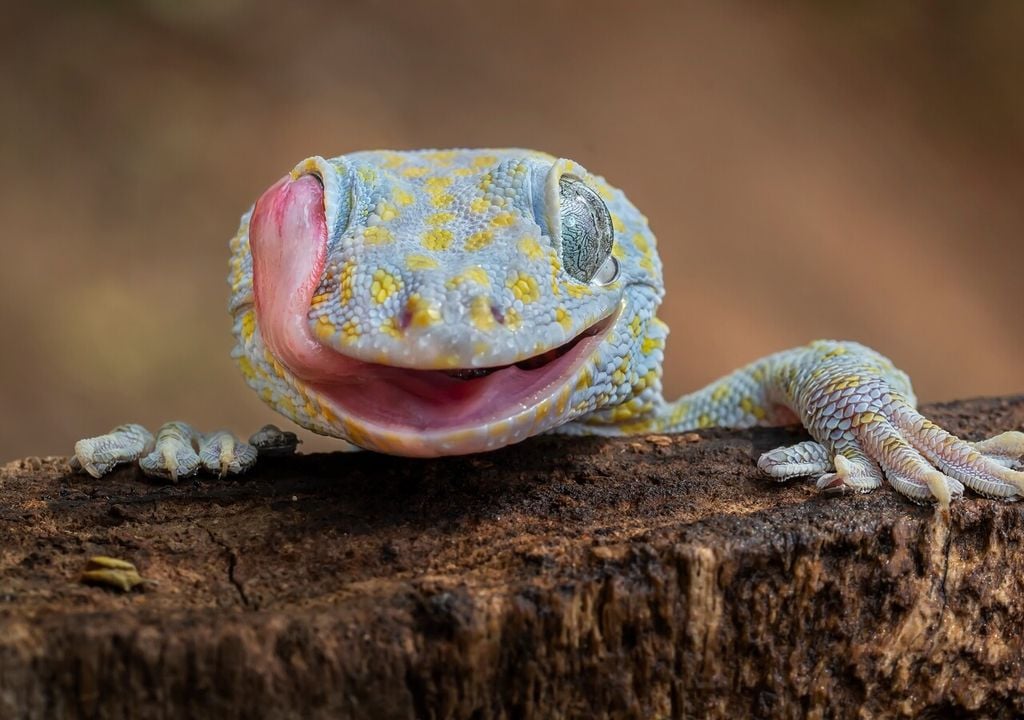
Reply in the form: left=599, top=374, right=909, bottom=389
left=250, top=174, right=359, bottom=380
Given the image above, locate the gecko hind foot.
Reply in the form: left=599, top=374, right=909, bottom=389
left=74, top=422, right=260, bottom=481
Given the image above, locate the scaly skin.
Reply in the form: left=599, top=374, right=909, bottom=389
left=74, top=149, right=1024, bottom=505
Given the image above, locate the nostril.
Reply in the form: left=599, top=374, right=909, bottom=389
left=491, top=304, right=505, bottom=325
left=398, top=306, right=413, bottom=330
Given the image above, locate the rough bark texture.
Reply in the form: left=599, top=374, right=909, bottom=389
left=2, top=396, right=1023, bottom=719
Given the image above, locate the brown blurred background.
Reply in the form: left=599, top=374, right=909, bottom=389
left=2, top=1, right=1022, bottom=461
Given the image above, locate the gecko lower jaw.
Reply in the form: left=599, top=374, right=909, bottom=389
left=304, top=308, right=619, bottom=451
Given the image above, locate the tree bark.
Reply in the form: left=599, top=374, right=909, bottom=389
left=2, top=396, right=1023, bottom=719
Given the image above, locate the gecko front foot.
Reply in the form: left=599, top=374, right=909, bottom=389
left=759, top=403, right=1024, bottom=505
left=73, top=422, right=267, bottom=481
left=761, top=426, right=1024, bottom=505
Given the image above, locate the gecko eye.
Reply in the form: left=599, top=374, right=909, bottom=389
left=558, top=175, right=617, bottom=284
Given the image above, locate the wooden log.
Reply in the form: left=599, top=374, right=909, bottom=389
left=2, top=396, right=1023, bottom=719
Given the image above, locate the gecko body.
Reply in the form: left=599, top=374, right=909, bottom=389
left=74, top=149, right=1024, bottom=505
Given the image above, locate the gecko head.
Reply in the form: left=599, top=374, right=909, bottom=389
left=228, top=149, right=665, bottom=456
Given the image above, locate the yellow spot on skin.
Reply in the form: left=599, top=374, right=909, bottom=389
left=575, top=367, right=592, bottom=391
left=670, top=402, right=690, bottom=424
left=535, top=398, right=552, bottom=421
left=548, top=257, right=562, bottom=296
left=343, top=418, right=370, bottom=448
left=424, top=176, right=452, bottom=192
left=470, top=296, right=496, bottom=331
left=380, top=317, right=402, bottom=338
left=406, top=294, right=441, bottom=328
left=377, top=202, right=399, bottom=222
left=237, top=356, right=256, bottom=381
left=241, top=311, right=256, bottom=341
left=505, top=307, right=523, bottom=331
left=427, top=212, right=455, bottom=226
left=406, top=254, right=439, bottom=271
left=711, top=385, right=729, bottom=402
left=618, top=419, right=655, bottom=434
left=446, top=267, right=491, bottom=289
left=612, top=215, right=625, bottom=233
left=593, top=179, right=614, bottom=200
left=507, top=272, right=540, bottom=303
left=491, top=212, right=515, bottom=227
left=609, top=402, right=640, bottom=422
left=465, top=230, right=494, bottom=251
left=315, top=316, right=336, bottom=340
left=431, top=193, right=455, bottom=208
left=564, top=283, right=592, bottom=299
left=339, top=260, right=356, bottom=304
left=698, top=414, right=713, bottom=429
left=472, top=155, right=498, bottom=168
left=425, top=151, right=457, bottom=165
left=518, top=237, right=545, bottom=260
left=341, top=319, right=361, bottom=343
left=556, top=386, right=571, bottom=415
left=629, top=314, right=643, bottom=338
left=470, top=197, right=490, bottom=213
left=279, top=395, right=297, bottom=418
left=555, top=307, right=572, bottom=331
left=370, top=269, right=400, bottom=304
left=740, top=396, right=767, bottom=420
left=487, top=420, right=512, bottom=439
left=633, top=232, right=650, bottom=254
left=357, top=166, right=377, bottom=183
left=422, top=229, right=453, bottom=251
left=852, top=411, right=883, bottom=428
left=640, top=336, right=663, bottom=354
left=363, top=227, right=393, bottom=245
left=402, top=166, right=429, bottom=177
left=393, top=188, right=414, bottom=206
left=828, top=376, right=862, bottom=393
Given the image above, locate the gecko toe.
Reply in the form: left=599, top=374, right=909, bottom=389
left=72, top=424, right=154, bottom=478
left=139, top=422, right=201, bottom=482
left=757, top=440, right=831, bottom=481
left=199, top=431, right=258, bottom=477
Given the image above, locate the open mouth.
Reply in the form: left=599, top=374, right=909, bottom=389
left=308, top=308, right=618, bottom=433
